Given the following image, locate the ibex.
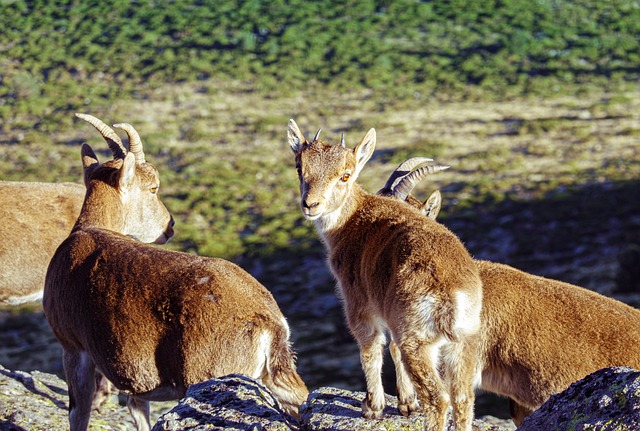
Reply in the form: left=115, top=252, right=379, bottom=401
left=381, top=158, right=640, bottom=425
left=287, top=120, right=483, bottom=431
left=44, top=114, right=308, bottom=431
left=0, top=180, right=84, bottom=305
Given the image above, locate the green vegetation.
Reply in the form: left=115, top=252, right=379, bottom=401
left=2, top=0, right=640, bottom=127
left=1, top=0, right=638, bottom=273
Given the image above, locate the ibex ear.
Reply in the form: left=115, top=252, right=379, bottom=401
left=81, top=143, right=100, bottom=187
left=423, top=190, right=442, bottom=220
left=288, top=119, right=306, bottom=154
left=118, top=152, right=137, bottom=190
left=353, top=128, right=376, bottom=176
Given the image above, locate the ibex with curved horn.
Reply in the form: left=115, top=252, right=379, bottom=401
left=380, top=159, right=640, bottom=425
left=288, top=120, right=482, bottom=431
left=44, top=114, right=307, bottom=431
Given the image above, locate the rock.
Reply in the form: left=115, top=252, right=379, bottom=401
left=152, top=374, right=299, bottom=431
left=301, top=386, right=511, bottom=431
left=516, top=367, right=640, bottom=431
left=0, top=365, right=511, bottom=431
left=0, top=364, right=174, bottom=430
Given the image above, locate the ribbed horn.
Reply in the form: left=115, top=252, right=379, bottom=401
left=382, top=157, right=434, bottom=192
left=113, top=123, right=145, bottom=164
left=393, top=164, right=450, bottom=200
left=313, top=129, right=322, bottom=142
left=75, top=113, right=126, bottom=159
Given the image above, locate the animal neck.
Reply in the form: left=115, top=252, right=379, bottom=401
left=73, top=183, right=125, bottom=234
left=314, top=183, right=367, bottom=245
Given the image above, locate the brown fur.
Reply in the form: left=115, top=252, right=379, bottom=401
left=0, top=181, right=85, bottom=305
left=477, top=260, right=640, bottom=425
left=44, top=115, right=307, bottom=431
left=288, top=120, right=483, bottom=431
left=380, top=167, right=640, bottom=426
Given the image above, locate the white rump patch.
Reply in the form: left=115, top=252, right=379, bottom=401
left=453, top=291, right=481, bottom=335
left=416, top=294, right=439, bottom=338
left=252, top=330, right=272, bottom=378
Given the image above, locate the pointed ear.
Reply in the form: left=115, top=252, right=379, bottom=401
left=353, top=128, right=376, bottom=176
left=118, top=152, right=137, bottom=190
left=81, top=143, right=100, bottom=187
left=288, top=119, right=306, bottom=154
left=423, top=190, right=442, bottom=220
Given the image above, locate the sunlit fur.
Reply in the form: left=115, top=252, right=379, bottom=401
left=288, top=119, right=482, bottom=431
left=44, top=116, right=307, bottom=431
left=0, top=181, right=84, bottom=305
left=380, top=165, right=640, bottom=426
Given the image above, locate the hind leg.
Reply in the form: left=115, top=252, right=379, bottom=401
left=63, top=350, right=96, bottom=431
left=127, top=396, right=151, bottom=431
left=91, top=372, right=114, bottom=411
left=389, top=340, right=419, bottom=416
left=509, top=399, right=534, bottom=426
left=398, top=336, right=450, bottom=431
left=442, top=337, right=480, bottom=431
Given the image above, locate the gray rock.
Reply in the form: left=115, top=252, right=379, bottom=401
left=152, top=374, right=299, bottom=431
left=516, top=367, right=640, bottom=431
left=0, top=364, right=174, bottom=430
left=0, top=364, right=126, bottom=430
left=301, top=386, right=511, bottom=431
left=0, top=365, right=511, bottom=431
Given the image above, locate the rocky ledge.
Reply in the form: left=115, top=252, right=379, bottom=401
left=2, top=365, right=639, bottom=430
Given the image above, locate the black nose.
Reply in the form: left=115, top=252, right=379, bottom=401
left=303, top=200, right=319, bottom=210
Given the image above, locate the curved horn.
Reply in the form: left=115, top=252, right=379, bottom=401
left=382, top=157, right=434, bottom=192
left=393, top=164, right=450, bottom=200
left=313, top=128, right=322, bottom=142
left=113, top=123, right=145, bottom=164
left=75, top=113, right=126, bottom=159
left=340, top=132, right=345, bottom=147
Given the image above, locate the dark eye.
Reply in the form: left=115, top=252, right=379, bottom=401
left=150, top=186, right=159, bottom=194
left=296, top=166, right=302, bottom=176
left=340, top=173, right=351, bottom=182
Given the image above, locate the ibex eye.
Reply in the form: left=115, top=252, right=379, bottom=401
left=340, top=173, right=351, bottom=182
left=296, top=167, right=302, bottom=176
left=150, top=187, right=159, bottom=194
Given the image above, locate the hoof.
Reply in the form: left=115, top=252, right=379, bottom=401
left=362, top=395, right=384, bottom=419
left=398, top=398, right=420, bottom=416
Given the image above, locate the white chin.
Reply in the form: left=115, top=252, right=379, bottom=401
left=304, top=213, right=321, bottom=221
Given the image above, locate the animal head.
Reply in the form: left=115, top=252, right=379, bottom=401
left=377, top=157, right=449, bottom=220
left=287, top=119, right=376, bottom=221
left=76, top=113, right=174, bottom=244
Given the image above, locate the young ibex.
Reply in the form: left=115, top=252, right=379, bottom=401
left=287, top=120, right=483, bottom=431
left=44, top=114, right=308, bottom=431
left=381, top=159, right=640, bottom=425
left=0, top=180, right=84, bottom=305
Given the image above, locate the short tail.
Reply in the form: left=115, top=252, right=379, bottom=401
left=262, top=326, right=309, bottom=417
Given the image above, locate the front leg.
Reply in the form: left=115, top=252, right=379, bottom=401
left=354, top=322, right=387, bottom=419
left=389, top=340, right=419, bottom=416
left=63, top=350, right=96, bottom=431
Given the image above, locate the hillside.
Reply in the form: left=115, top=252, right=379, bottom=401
left=1, top=0, right=639, bottom=419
